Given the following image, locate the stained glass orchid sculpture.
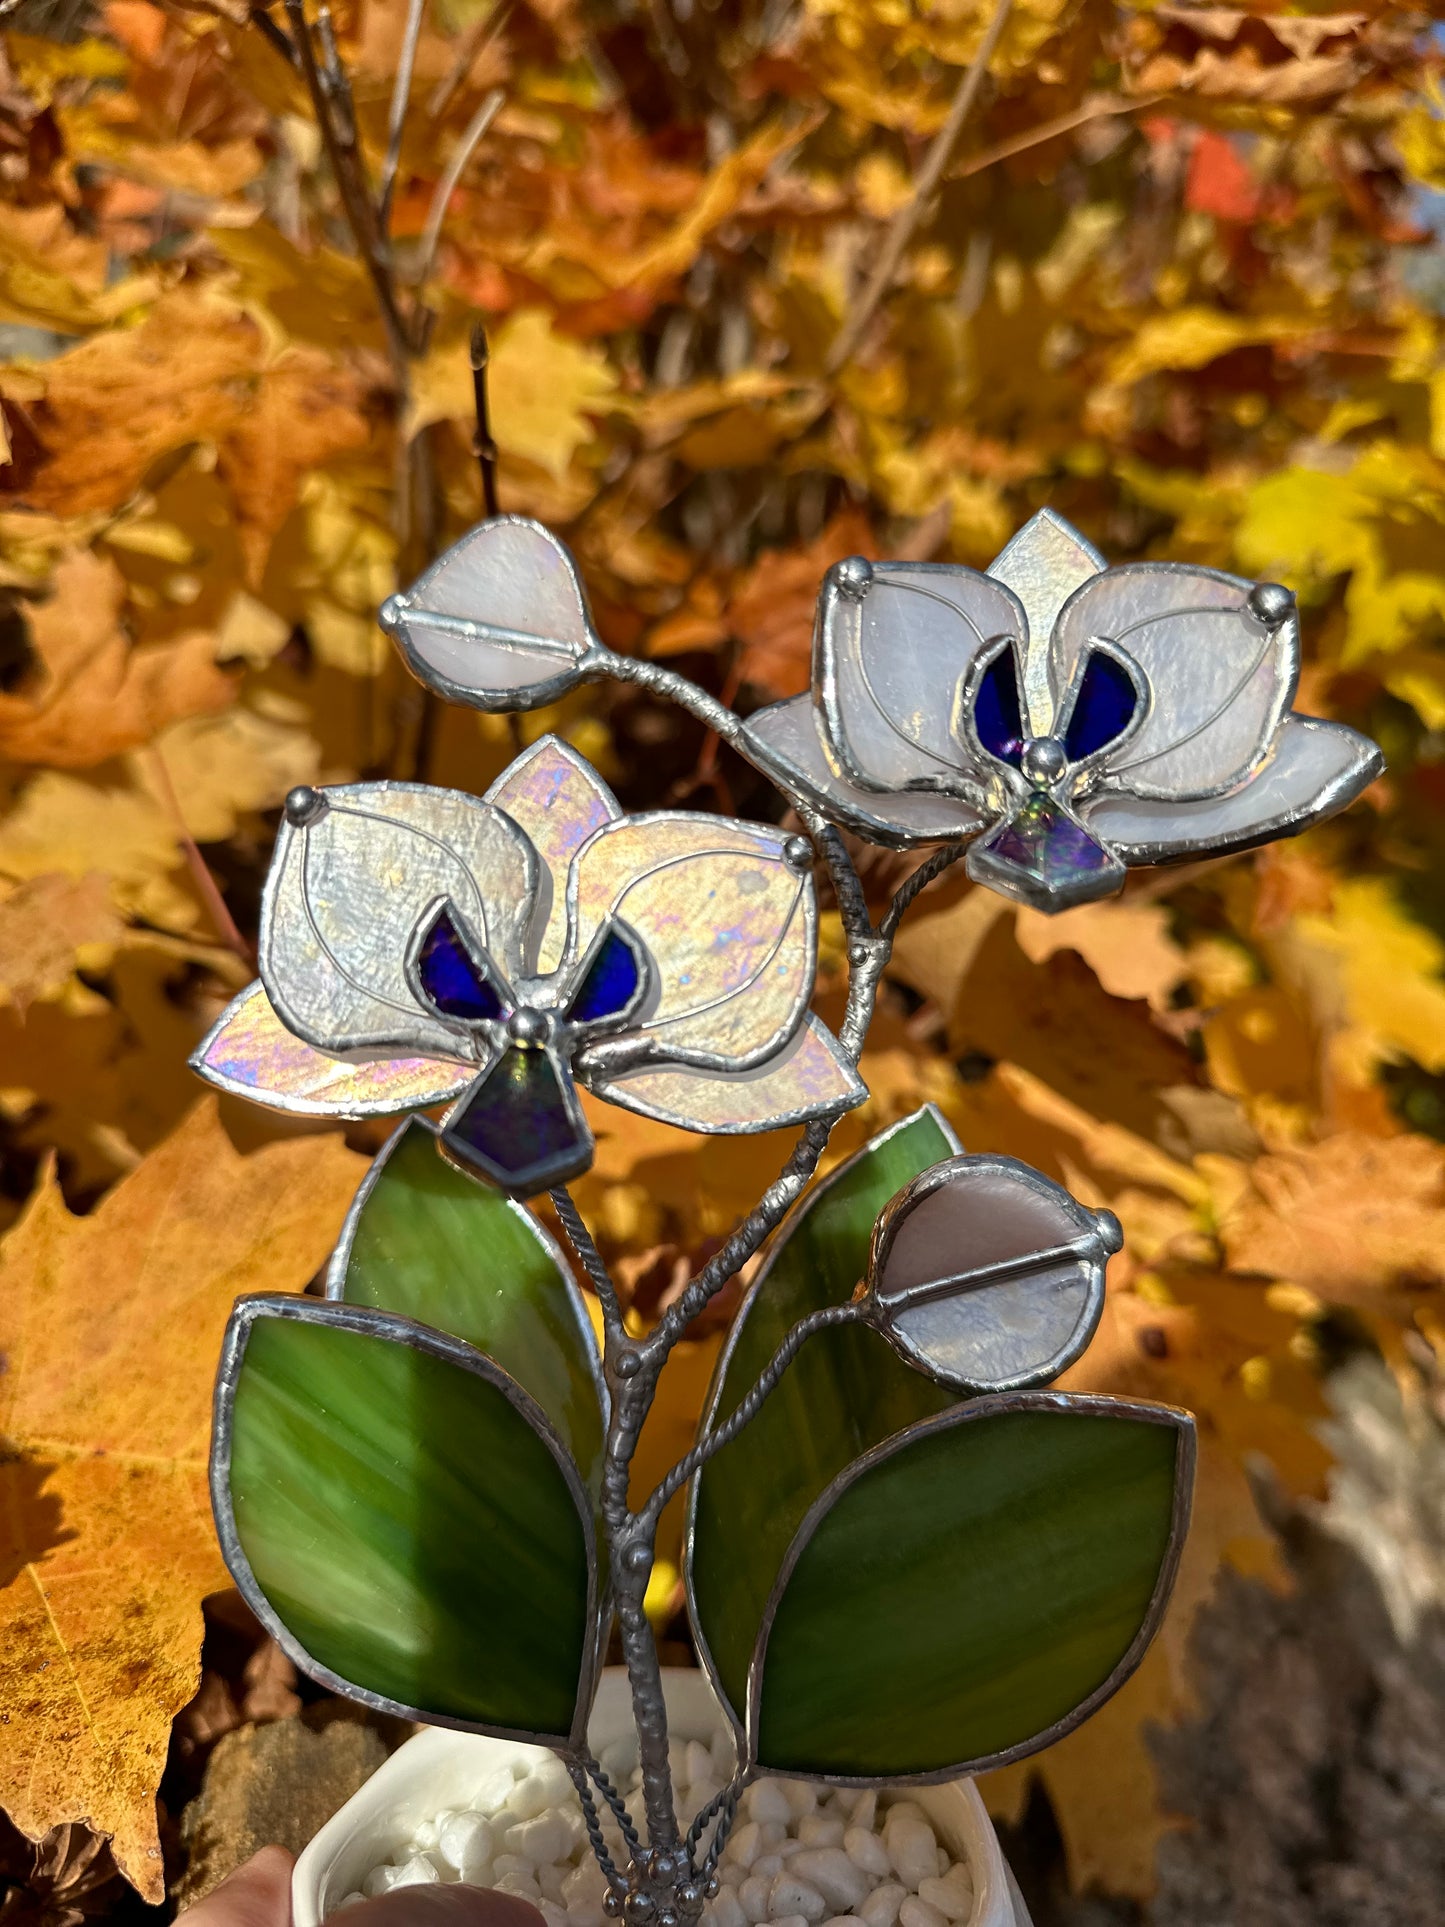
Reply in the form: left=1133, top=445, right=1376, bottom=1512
left=200, top=504, right=1377, bottom=1927
left=740, top=509, right=1385, bottom=910
left=192, top=738, right=861, bottom=1196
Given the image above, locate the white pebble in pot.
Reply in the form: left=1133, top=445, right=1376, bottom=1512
left=335, top=1758, right=980, bottom=1927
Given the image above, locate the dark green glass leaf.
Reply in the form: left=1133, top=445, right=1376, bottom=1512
left=688, top=1107, right=961, bottom=1733
left=753, top=1397, right=1192, bottom=1777
left=216, top=1298, right=597, bottom=1743
left=330, top=1117, right=604, bottom=1493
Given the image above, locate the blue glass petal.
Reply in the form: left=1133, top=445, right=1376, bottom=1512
left=1063, top=651, right=1138, bottom=762
left=567, top=925, right=641, bottom=1026
left=416, top=907, right=505, bottom=1022
left=442, top=1048, right=593, bottom=1195
left=973, top=649, right=1026, bottom=768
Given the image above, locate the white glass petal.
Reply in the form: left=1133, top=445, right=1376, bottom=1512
left=1082, top=713, right=1383, bottom=862
left=191, top=982, right=471, bottom=1117
left=817, top=561, right=1024, bottom=796
left=485, top=735, right=622, bottom=973
left=1053, top=563, right=1296, bottom=800
left=259, top=781, right=537, bottom=1059
left=566, top=814, right=813, bottom=1070
left=986, top=508, right=1106, bottom=732
left=742, top=695, right=990, bottom=850
left=381, top=517, right=597, bottom=712
left=592, top=1014, right=865, bottom=1132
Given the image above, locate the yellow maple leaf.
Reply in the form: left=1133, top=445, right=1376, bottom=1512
left=0, top=1100, right=364, bottom=1897
left=1283, top=876, right=1445, bottom=1080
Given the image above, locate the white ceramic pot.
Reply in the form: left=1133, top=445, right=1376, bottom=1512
left=292, top=1670, right=1031, bottom=1927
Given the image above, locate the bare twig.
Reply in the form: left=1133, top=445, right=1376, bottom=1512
left=470, top=320, right=500, bottom=517
left=145, top=747, right=255, bottom=967
left=379, top=0, right=427, bottom=229
left=427, top=5, right=510, bottom=120
left=281, top=0, right=412, bottom=369
left=949, top=90, right=1165, bottom=183
left=827, top=0, right=1014, bottom=373
left=414, top=88, right=503, bottom=288
left=250, top=2, right=300, bottom=69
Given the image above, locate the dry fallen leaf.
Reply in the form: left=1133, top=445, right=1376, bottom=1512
left=0, top=872, right=122, bottom=1012
left=216, top=349, right=371, bottom=588
left=0, top=550, right=235, bottom=769
left=1222, top=1131, right=1445, bottom=1310
left=0, top=1100, right=364, bottom=1898
left=12, top=292, right=265, bottom=518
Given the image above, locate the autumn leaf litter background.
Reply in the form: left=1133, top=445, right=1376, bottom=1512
left=2, top=0, right=1445, bottom=1919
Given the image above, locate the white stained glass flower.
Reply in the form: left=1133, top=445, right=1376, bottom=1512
left=741, top=509, right=1384, bottom=913
left=191, top=738, right=863, bottom=1196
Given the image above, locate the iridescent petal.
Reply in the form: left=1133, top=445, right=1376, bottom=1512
left=486, top=735, right=622, bottom=973
left=742, top=696, right=989, bottom=850
left=191, top=982, right=471, bottom=1118
left=1052, top=564, right=1297, bottom=800
left=259, top=782, right=536, bottom=1061
left=566, top=814, right=814, bottom=1070
left=816, top=560, right=1023, bottom=798
left=381, top=518, right=597, bottom=713
left=986, top=508, right=1106, bottom=732
left=591, top=1015, right=865, bottom=1132
left=1083, top=714, right=1383, bottom=862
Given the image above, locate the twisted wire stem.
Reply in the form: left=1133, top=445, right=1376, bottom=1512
left=567, top=1760, right=626, bottom=1890
left=687, top=1780, right=741, bottom=1876
left=551, top=1187, right=627, bottom=1340
left=585, top=1754, right=645, bottom=1857
left=645, top=1301, right=864, bottom=1522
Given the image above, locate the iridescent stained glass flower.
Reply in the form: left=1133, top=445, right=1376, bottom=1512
left=741, top=509, right=1384, bottom=913
left=191, top=738, right=863, bottom=1196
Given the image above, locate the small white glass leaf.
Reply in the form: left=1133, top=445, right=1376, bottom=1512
left=592, top=1014, right=865, bottom=1132
left=818, top=562, right=1024, bottom=796
left=1053, top=564, right=1295, bottom=800
left=567, top=815, right=812, bottom=1070
left=742, top=695, right=990, bottom=849
left=485, top=736, right=623, bottom=973
left=192, top=982, right=471, bottom=1117
left=384, top=517, right=597, bottom=711
left=260, top=783, right=536, bottom=1059
left=1083, top=714, right=1383, bottom=862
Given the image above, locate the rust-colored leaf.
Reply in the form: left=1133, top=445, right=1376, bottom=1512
left=0, top=1101, right=364, bottom=1897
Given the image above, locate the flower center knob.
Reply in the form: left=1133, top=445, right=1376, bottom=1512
left=507, top=1006, right=551, bottom=1047
left=1020, top=736, right=1068, bottom=788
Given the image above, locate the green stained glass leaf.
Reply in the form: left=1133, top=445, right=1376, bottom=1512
left=329, top=1116, right=605, bottom=1493
left=687, top=1106, right=962, bottom=1738
left=752, top=1396, right=1194, bottom=1779
left=214, top=1296, right=600, bottom=1744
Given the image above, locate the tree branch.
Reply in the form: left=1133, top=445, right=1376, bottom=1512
left=379, top=0, right=427, bottom=231
left=826, top=0, right=1014, bottom=373
left=948, top=90, right=1165, bottom=184
left=281, top=0, right=412, bottom=370
left=414, top=88, right=504, bottom=290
